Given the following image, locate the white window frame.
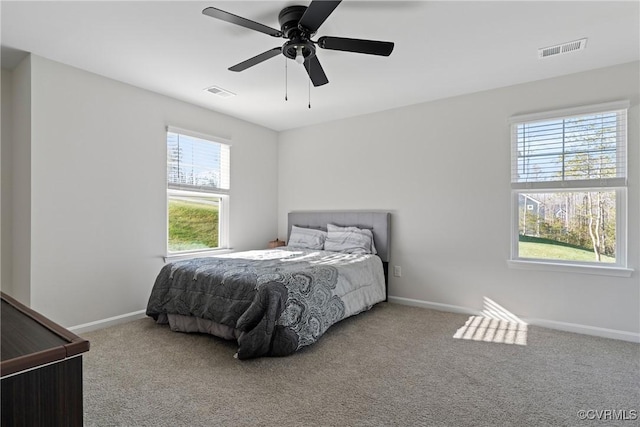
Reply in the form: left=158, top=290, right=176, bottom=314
left=507, top=101, right=633, bottom=277
left=165, top=126, right=231, bottom=260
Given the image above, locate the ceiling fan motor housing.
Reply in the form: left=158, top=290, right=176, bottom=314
left=278, top=6, right=308, bottom=37
left=279, top=6, right=316, bottom=61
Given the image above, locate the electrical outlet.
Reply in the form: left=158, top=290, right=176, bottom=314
left=393, top=265, right=402, bottom=277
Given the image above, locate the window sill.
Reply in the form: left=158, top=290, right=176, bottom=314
left=164, top=248, right=233, bottom=263
left=507, top=259, right=634, bottom=277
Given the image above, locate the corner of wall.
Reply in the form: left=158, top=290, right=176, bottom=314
left=1, top=68, right=13, bottom=296
left=4, top=54, right=32, bottom=306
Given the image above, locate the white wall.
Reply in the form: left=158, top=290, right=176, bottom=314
left=278, top=61, right=640, bottom=338
left=6, top=55, right=278, bottom=327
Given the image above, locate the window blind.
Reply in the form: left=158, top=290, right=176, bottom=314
left=167, top=128, right=230, bottom=194
left=510, top=102, right=628, bottom=190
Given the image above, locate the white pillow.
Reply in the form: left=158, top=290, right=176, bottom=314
left=324, top=223, right=377, bottom=255
left=287, top=225, right=327, bottom=250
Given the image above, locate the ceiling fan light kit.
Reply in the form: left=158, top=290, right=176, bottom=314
left=202, top=1, right=394, bottom=88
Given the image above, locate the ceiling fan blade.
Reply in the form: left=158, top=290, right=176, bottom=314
left=202, top=7, right=283, bottom=37
left=298, top=1, right=341, bottom=34
left=304, top=55, right=329, bottom=87
left=318, top=36, right=394, bottom=56
left=229, top=47, right=282, bottom=72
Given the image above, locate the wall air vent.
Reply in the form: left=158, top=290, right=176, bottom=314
left=205, top=85, right=236, bottom=98
left=538, top=38, right=587, bottom=59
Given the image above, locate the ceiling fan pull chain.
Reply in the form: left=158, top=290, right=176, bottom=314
left=284, top=58, right=288, bottom=101
left=308, top=61, right=311, bottom=109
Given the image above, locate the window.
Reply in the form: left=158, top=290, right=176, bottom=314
left=510, top=101, right=628, bottom=270
left=166, top=127, right=230, bottom=254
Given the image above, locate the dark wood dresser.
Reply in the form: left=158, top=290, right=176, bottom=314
left=1, top=292, right=90, bottom=426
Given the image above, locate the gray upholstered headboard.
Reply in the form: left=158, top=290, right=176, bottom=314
left=287, top=211, right=391, bottom=262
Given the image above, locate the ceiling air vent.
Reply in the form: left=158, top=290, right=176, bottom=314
left=205, top=85, right=236, bottom=98
left=538, top=38, right=587, bottom=59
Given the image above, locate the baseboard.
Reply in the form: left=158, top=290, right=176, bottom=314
left=68, top=309, right=147, bottom=334
left=521, top=318, right=640, bottom=343
left=388, top=296, right=640, bottom=343
left=388, top=296, right=483, bottom=316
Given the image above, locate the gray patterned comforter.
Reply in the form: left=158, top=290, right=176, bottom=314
left=146, top=248, right=385, bottom=359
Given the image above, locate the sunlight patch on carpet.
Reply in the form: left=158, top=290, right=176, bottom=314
left=453, top=297, right=528, bottom=345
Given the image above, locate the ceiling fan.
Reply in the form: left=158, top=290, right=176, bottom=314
left=202, top=1, right=395, bottom=87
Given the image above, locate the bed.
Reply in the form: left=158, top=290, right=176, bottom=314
left=146, top=211, right=391, bottom=359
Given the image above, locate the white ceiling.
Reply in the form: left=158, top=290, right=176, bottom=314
left=2, top=1, right=639, bottom=131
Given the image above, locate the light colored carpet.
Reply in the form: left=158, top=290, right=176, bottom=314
left=82, top=303, right=639, bottom=427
